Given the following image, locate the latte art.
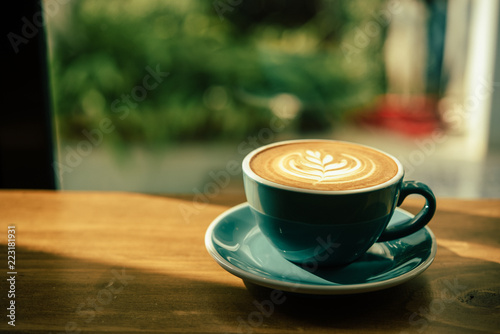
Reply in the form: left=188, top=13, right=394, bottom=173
left=279, top=150, right=375, bottom=185
left=249, top=141, right=399, bottom=191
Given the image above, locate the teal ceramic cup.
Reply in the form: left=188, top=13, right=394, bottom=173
left=242, top=140, right=436, bottom=267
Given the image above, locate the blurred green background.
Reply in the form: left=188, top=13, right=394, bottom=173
left=47, top=0, right=387, bottom=146
left=42, top=0, right=500, bottom=197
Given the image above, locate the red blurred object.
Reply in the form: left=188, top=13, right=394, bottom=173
left=358, top=94, right=442, bottom=137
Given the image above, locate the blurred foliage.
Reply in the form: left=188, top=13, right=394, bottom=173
left=46, top=0, right=387, bottom=143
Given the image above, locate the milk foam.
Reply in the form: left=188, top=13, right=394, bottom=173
left=278, top=150, right=376, bottom=185
left=249, top=141, right=399, bottom=191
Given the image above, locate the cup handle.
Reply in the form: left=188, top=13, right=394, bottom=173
left=377, top=181, right=436, bottom=242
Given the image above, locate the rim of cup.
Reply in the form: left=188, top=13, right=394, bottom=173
left=242, top=139, right=405, bottom=195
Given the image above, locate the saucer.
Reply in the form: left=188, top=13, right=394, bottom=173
left=205, top=203, right=437, bottom=295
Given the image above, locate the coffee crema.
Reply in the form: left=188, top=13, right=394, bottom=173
left=249, top=141, right=399, bottom=191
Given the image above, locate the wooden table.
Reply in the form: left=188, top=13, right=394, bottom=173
left=0, top=190, right=499, bottom=333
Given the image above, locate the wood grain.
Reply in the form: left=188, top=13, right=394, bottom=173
left=0, top=191, right=498, bottom=333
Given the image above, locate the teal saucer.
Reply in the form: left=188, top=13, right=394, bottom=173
left=205, top=203, right=437, bottom=295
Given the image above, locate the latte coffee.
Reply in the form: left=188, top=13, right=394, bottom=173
left=249, top=140, right=399, bottom=191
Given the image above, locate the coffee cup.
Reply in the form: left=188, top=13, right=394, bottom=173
left=242, top=139, right=436, bottom=266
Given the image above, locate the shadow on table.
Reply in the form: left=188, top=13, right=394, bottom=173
left=241, top=276, right=431, bottom=330
left=10, top=243, right=499, bottom=333
left=6, top=247, right=251, bottom=333
left=9, top=246, right=431, bottom=333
